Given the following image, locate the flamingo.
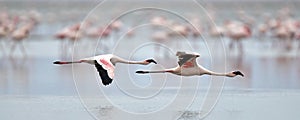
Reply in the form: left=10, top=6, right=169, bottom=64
left=136, top=51, right=244, bottom=77
left=0, top=25, right=9, bottom=55
left=109, top=20, right=123, bottom=31
left=53, top=54, right=157, bottom=86
left=150, top=16, right=167, bottom=27
left=272, top=19, right=296, bottom=50
left=55, top=22, right=85, bottom=58
left=10, top=24, right=32, bottom=57
left=0, top=15, right=18, bottom=56
left=151, top=31, right=170, bottom=58
left=225, top=21, right=251, bottom=55
left=83, top=25, right=113, bottom=54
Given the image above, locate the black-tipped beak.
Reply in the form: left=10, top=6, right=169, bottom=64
left=53, top=61, right=60, bottom=64
left=233, top=71, right=244, bottom=77
left=136, top=71, right=149, bottom=74
left=146, top=59, right=157, bottom=64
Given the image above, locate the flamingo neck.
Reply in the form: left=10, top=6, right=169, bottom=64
left=125, top=61, right=141, bottom=64
left=116, top=59, right=145, bottom=65
left=205, top=71, right=229, bottom=76
left=200, top=67, right=229, bottom=77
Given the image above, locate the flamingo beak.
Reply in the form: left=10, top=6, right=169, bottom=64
left=136, top=71, right=149, bottom=74
left=53, top=61, right=68, bottom=64
left=146, top=59, right=157, bottom=64
left=233, top=71, right=244, bottom=77
left=53, top=61, right=60, bottom=64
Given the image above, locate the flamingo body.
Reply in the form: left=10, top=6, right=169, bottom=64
left=54, top=54, right=157, bottom=86
left=136, top=51, right=244, bottom=77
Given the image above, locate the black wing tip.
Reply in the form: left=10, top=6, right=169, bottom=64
left=102, top=79, right=113, bottom=86
left=233, top=71, right=244, bottom=77
left=94, top=62, right=114, bottom=86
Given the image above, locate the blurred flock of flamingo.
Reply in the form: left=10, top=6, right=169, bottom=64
left=0, top=3, right=300, bottom=60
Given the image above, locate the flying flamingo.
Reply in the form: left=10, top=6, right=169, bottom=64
left=136, top=51, right=244, bottom=77
left=53, top=54, right=157, bottom=86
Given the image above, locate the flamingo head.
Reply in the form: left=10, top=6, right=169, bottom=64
left=145, top=59, right=157, bottom=64
left=226, top=71, right=244, bottom=77
left=193, top=53, right=200, bottom=57
left=232, top=71, right=244, bottom=77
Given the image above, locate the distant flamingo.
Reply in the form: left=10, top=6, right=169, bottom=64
left=136, top=51, right=244, bottom=77
left=257, top=23, right=268, bottom=38
left=150, top=16, right=167, bottom=27
left=84, top=25, right=113, bottom=54
left=0, top=14, right=19, bottom=56
left=168, top=23, right=190, bottom=37
left=0, top=25, right=9, bottom=55
left=225, top=21, right=251, bottom=55
left=10, top=21, right=34, bottom=57
left=190, top=18, right=202, bottom=38
left=53, top=54, right=157, bottom=86
left=237, top=10, right=255, bottom=27
left=273, top=25, right=294, bottom=50
left=268, top=18, right=281, bottom=30
left=207, top=11, right=225, bottom=38
left=55, top=23, right=84, bottom=58
left=109, top=20, right=123, bottom=31
left=209, top=25, right=225, bottom=38
left=151, top=31, right=169, bottom=58
left=85, top=26, right=111, bottom=39
left=167, top=23, right=191, bottom=50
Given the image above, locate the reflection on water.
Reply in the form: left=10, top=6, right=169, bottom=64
left=226, top=55, right=300, bottom=89
left=0, top=56, right=77, bottom=96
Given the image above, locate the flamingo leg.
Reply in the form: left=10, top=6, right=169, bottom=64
left=69, top=40, right=77, bottom=59
left=298, top=40, right=300, bottom=49
left=285, top=38, right=292, bottom=51
left=20, top=42, right=27, bottom=58
left=238, top=41, right=244, bottom=56
left=0, top=41, right=6, bottom=57
left=10, top=42, right=17, bottom=57
left=62, top=40, right=67, bottom=59
left=155, top=44, right=160, bottom=58
left=229, top=40, right=234, bottom=51
left=66, top=40, right=73, bottom=59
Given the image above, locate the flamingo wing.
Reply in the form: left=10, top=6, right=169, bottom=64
left=94, top=58, right=115, bottom=86
left=176, top=51, right=198, bottom=68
